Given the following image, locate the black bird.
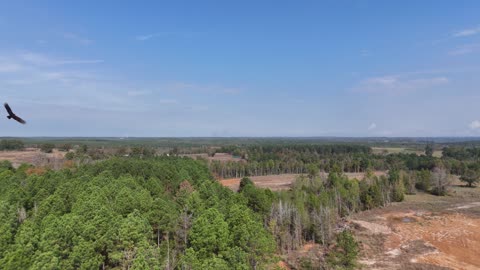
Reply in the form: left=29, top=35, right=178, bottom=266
left=4, top=103, right=26, bottom=124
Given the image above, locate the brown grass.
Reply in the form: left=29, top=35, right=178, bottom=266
left=0, top=148, right=66, bottom=168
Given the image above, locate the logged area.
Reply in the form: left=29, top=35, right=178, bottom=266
left=1, top=137, right=480, bottom=269
left=0, top=148, right=66, bottom=168
left=220, top=171, right=387, bottom=191
left=352, top=184, right=480, bottom=270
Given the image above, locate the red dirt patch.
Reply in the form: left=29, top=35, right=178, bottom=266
left=182, top=152, right=244, bottom=162
left=220, top=174, right=299, bottom=191
left=386, top=212, right=480, bottom=269
left=276, top=261, right=290, bottom=270
left=354, top=205, right=480, bottom=269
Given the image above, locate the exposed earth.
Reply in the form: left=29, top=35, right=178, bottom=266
left=220, top=171, right=387, bottom=191
left=351, top=183, right=480, bottom=270
left=0, top=148, right=66, bottom=168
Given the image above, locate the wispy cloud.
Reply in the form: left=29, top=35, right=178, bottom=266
left=354, top=75, right=448, bottom=93
left=453, top=25, right=480, bottom=37
left=63, top=32, right=93, bottom=45
left=135, top=31, right=202, bottom=41
left=360, top=49, right=370, bottom=57
left=135, top=33, right=160, bottom=41
left=19, top=52, right=103, bottom=66
left=0, top=63, right=22, bottom=73
left=167, top=82, right=242, bottom=95
left=469, top=120, right=480, bottom=130
left=136, top=33, right=159, bottom=41
left=368, top=123, right=377, bottom=130
left=449, top=43, right=480, bottom=55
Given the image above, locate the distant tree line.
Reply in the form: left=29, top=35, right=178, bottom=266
left=0, top=139, right=24, bottom=151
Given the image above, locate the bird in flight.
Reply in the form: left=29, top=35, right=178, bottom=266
left=4, top=103, right=26, bottom=124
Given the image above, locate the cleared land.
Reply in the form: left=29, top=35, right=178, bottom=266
left=182, top=152, right=244, bottom=162
left=0, top=148, right=66, bottom=168
left=352, top=181, right=480, bottom=270
left=220, top=171, right=387, bottom=191
left=372, top=147, right=442, bottom=157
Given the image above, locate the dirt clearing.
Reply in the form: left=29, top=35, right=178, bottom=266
left=352, top=186, right=480, bottom=270
left=220, top=171, right=386, bottom=191
left=0, top=148, right=66, bottom=168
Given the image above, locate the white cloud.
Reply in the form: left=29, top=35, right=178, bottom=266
left=368, top=123, right=377, bottom=130
left=453, top=26, right=480, bottom=37
left=62, top=32, right=93, bottom=45
left=354, top=75, right=449, bottom=93
left=469, top=120, right=480, bottom=130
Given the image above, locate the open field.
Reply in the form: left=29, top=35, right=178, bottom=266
left=0, top=148, right=66, bottom=168
left=182, top=152, right=244, bottom=162
left=351, top=184, right=480, bottom=270
left=220, top=171, right=387, bottom=191
left=372, top=147, right=443, bottom=157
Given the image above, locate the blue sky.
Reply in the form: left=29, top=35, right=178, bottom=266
left=1, top=1, right=480, bottom=137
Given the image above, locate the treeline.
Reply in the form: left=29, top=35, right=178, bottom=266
left=0, top=158, right=275, bottom=269
left=209, top=144, right=480, bottom=184
left=269, top=170, right=403, bottom=250
left=442, top=146, right=480, bottom=160
left=1, top=152, right=464, bottom=269
left=210, top=144, right=381, bottom=178
left=0, top=140, right=24, bottom=151
left=236, top=169, right=404, bottom=269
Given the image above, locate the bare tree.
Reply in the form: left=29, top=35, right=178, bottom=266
left=431, top=167, right=451, bottom=196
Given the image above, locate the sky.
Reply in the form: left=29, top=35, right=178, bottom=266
left=1, top=1, right=480, bottom=137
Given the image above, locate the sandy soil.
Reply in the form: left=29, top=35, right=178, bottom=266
left=0, top=148, right=66, bottom=168
left=220, top=171, right=386, bottom=191
left=352, top=186, right=480, bottom=270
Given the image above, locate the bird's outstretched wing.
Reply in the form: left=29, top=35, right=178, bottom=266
left=4, top=103, right=13, bottom=115
left=12, top=115, right=26, bottom=124
left=4, top=103, right=26, bottom=124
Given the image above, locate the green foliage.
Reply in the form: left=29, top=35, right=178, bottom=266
left=40, top=143, right=55, bottom=153
left=64, top=152, right=75, bottom=160
left=0, top=139, right=24, bottom=151
left=188, top=208, right=231, bottom=259
left=327, top=230, right=359, bottom=270
left=0, top=160, right=13, bottom=171
left=460, top=169, right=480, bottom=187
left=239, top=181, right=274, bottom=215
left=415, top=169, right=431, bottom=192
left=0, top=157, right=274, bottom=269
left=59, top=144, right=72, bottom=152
left=425, top=144, right=434, bottom=157
left=239, top=177, right=254, bottom=192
